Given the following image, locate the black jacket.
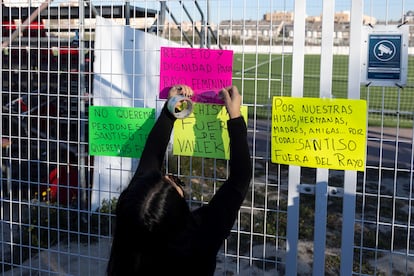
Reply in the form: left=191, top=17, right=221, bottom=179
left=114, top=103, right=252, bottom=275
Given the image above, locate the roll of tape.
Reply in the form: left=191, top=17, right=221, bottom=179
left=167, top=95, right=194, bottom=119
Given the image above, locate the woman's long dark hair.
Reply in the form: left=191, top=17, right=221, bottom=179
left=107, top=172, right=189, bottom=276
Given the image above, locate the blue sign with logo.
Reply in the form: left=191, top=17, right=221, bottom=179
left=367, top=35, right=402, bottom=80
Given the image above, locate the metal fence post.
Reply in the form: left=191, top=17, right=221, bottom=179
left=341, top=0, right=364, bottom=275
left=286, top=0, right=306, bottom=274
left=78, top=0, right=89, bottom=218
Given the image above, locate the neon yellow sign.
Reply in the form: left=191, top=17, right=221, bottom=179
left=173, top=103, right=248, bottom=160
left=271, top=97, right=367, bottom=171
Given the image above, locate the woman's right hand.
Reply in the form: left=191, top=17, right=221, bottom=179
left=220, top=86, right=241, bottom=119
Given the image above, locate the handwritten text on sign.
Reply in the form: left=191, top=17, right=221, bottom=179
left=173, top=104, right=248, bottom=159
left=271, top=97, right=367, bottom=171
left=159, top=47, right=233, bottom=104
left=89, top=106, right=155, bottom=158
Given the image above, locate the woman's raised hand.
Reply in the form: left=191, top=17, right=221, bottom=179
left=220, top=86, right=241, bottom=119
left=168, top=85, right=194, bottom=99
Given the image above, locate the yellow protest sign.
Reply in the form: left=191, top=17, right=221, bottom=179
left=173, top=103, right=248, bottom=159
left=271, top=97, right=367, bottom=171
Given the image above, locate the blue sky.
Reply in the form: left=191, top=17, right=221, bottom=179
left=49, top=0, right=413, bottom=23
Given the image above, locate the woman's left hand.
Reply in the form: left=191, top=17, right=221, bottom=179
left=168, top=85, right=194, bottom=99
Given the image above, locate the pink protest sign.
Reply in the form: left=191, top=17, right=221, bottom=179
left=159, top=47, right=233, bottom=104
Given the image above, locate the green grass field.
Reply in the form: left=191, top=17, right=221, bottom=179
left=232, top=53, right=414, bottom=127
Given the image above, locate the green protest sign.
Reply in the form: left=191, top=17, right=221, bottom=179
left=89, top=106, right=155, bottom=158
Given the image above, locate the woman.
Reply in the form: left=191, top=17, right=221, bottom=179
left=107, top=85, right=252, bottom=275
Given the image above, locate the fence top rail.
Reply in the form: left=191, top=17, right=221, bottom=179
left=1, top=4, right=157, bottom=20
